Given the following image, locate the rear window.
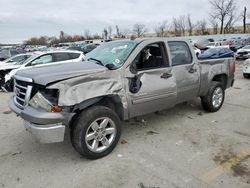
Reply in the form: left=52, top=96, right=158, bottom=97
left=168, top=41, right=193, bottom=66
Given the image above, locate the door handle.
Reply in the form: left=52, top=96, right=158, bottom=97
left=161, top=72, right=172, bottom=79
left=188, top=67, right=197, bottom=73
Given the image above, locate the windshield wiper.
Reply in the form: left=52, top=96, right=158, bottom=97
left=88, top=58, right=104, bottom=66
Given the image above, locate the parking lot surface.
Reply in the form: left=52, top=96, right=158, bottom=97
left=0, top=61, right=249, bottom=188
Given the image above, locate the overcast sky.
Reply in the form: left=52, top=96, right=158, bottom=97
left=0, top=0, right=249, bottom=43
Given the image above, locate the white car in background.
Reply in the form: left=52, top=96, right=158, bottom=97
left=243, top=59, right=250, bottom=78
left=236, top=45, right=250, bottom=59
left=0, top=54, right=32, bottom=66
left=1, top=50, right=84, bottom=91
left=207, top=41, right=229, bottom=49
left=193, top=47, right=201, bottom=57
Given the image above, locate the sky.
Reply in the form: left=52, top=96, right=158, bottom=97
left=0, top=0, right=249, bottom=44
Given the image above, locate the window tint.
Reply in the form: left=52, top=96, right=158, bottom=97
left=134, top=43, right=168, bottom=70
left=69, top=53, right=80, bottom=59
left=31, top=54, right=52, bottom=65
left=53, top=53, right=70, bottom=62
left=168, top=41, right=192, bottom=66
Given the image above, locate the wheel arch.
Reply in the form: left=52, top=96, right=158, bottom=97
left=71, top=95, right=127, bottom=123
left=212, top=74, right=228, bottom=89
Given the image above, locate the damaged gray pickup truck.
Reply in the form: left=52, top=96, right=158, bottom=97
left=9, top=39, right=235, bottom=159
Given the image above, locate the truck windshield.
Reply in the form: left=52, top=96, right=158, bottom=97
left=85, top=40, right=137, bottom=69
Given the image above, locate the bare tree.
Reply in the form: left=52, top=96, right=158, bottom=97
left=59, top=31, right=65, bottom=42
left=133, top=23, right=147, bottom=38
left=108, top=26, right=112, bottom=39
left=120, top=28, right=131, bottom=38
left=196, top=20, right=208, bottom=35
left=172, top=18, right=181, bottom=36
left=243, top=7, right=247, bottom=33
left=154, top=20, right=168, bottom=37
left=103, top=29, right=108, bottom=40
left=172, top=16, right=186, bottom=36
left=179, top=15, right=186, bottom=36
left=84, top=29, right=91, bottom=40
left=209, top=15, right=219, bottom=34
left=187, top=14, right=194, bottom=36
left=115, top=25, right=121, bottom=38
left=224, top=12, right=239, bottom=33
left=209, top=0, right=236, bottom=34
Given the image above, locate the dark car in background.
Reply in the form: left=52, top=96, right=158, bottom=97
left=0, top=48, right=25, bottom=61
left=198, top=47, right=234, bottom=60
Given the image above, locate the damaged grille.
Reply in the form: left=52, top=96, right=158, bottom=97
left=14, top=77, right=33, bottom=109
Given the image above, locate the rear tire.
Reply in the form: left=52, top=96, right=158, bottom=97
left=201, top=82, right=225, bottom=112
left=71, top=106, right=121, bottom=160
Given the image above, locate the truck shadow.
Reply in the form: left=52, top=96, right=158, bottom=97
left=14, top=98, right=205, bottom=163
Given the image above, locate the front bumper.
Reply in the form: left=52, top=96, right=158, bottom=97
left=9, top=96, right=69, bottom=143
left=24, top=121, right=65, bottom=143
left=243, top=66, right=250, bottom=74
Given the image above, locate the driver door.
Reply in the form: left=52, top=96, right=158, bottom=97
left=126, top=42, right=177, bottom=118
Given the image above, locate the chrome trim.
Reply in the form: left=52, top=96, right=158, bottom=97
left=15, top=83, right=27, bottom=89
left=14, top=75, right=33, bottom=83
left=13, top=77, right=33, bottom=109
left=25, top=86, right=33, bottom=104
left=16, top=95, right=25, bottom=102
left=19, top=91, right=26, bottom=96
left=14, top=97, right=25, bottom=109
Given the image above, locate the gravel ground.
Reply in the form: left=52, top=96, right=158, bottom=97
left=0, top=61, right=249, bottom=188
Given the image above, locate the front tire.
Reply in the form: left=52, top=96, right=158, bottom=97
left=201, top=82, right=225, bottom=112
left=71, top=106, right=121, bottom=159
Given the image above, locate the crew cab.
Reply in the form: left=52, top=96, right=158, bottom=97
left=9, top=39, right=235, bottom=159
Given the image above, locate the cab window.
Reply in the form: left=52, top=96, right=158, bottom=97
left=168, top=41, right=192, bottom=66
left=133, top=42, right=168, bottom=71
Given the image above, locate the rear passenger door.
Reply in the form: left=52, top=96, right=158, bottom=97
left=168, top=41, right=200, bottom=103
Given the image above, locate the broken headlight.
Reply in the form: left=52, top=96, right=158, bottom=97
left=29, top=89, right=62, bottom=112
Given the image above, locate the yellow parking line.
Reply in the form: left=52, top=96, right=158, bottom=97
left=199, top=148, right=250, bottom=183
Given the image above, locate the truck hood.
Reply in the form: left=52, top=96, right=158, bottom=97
left=16, top=61, right=107, bottom=86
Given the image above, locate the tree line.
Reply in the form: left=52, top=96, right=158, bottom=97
left=25, top=0, right=249, bottom=45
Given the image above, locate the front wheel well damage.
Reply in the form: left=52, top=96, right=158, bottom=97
left=69, top=95, right=125, bottom=128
